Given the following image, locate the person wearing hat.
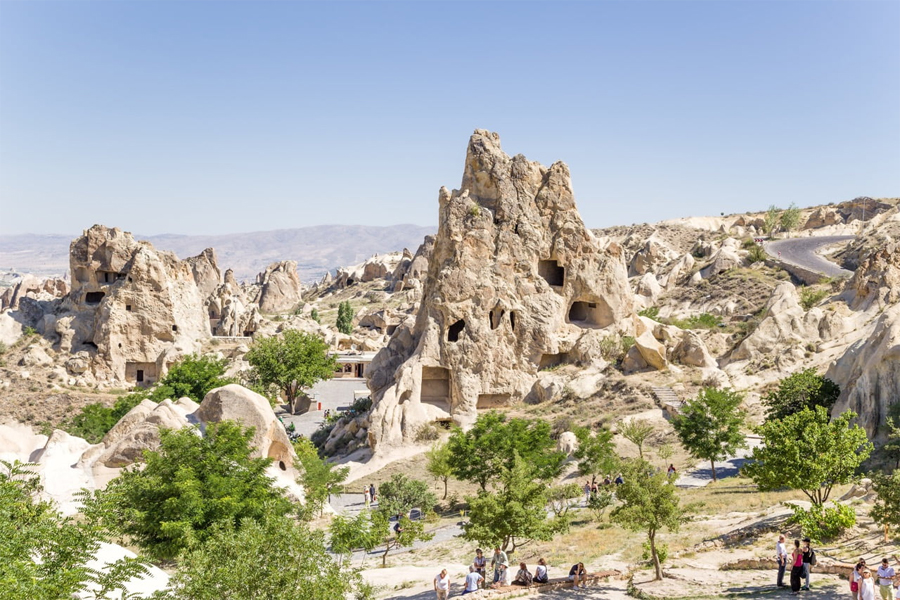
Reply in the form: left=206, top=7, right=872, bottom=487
left=801, top=538, right=814, bottom=591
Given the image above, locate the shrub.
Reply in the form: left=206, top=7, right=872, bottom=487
left=642, top=540, right=668, bottom=565
left=747, top=244, right=767, bottom=264
left=786, top=503, right=856, bottom=543
left=799, top=286, right=829, bottom=310
left=468, top=204, right=481, bottom=218
left=599, top=336, right=624, bottom=362
left=66, top=392, right=147, bottom=444
left=310, top=308, right=320, bottom=323
left=0, top=341, right=6, bottom=355
left=637, top=306, right=660, bottom=320
left=415, top=422, right=442, bottom=442
left=621, top=336, right=636, bottom=353
left=669, top=313, right=722, bottom=330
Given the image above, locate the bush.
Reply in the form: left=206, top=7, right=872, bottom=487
left=599, top=336, right=625, bottom=362
left=311, top=421, right=336, bottom=451
left=415, top=422, right=442, bottom=442
left=637, top=306, right=660, bottom=320
left=747, top=244, right=767, bottom=264
left=642, top=540, right=668, bottom=565
left=621, top=336, right=636, bottom=353
left=786, top=503, right=856, bottom=543
left=669, top=313, right=722, bottom=330
left=67, top=391, right=147, bottom=444
left=799, top=286, right=829, bottom=311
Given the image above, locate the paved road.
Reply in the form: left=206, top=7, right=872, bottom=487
left=764, top=236, right=855, bottom=279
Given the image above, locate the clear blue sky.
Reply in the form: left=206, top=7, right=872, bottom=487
left=1, top=1, right=897, bottom=236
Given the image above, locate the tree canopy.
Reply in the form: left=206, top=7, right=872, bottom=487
left=620, top=419, right=654, bottom=459
left=85, top=421, right=292, bottom=561
left=780, top=203, right=802, bottom=233
left=763, top=368, right=840, bottom=422
left=293, top=438, right=348, bottom=520
left=742, top=407, right=873, bottom=507
left=572, top=425, right=618, bottom=485
left=446, top=412, right=566, bottom=490
left=870, top=469, right=900, bottom=541
left=610, top=459, right=686, bottom=581
left=672, top=387, right=747, bottom=481
left=463, top=453, right=567, bottom=552
left=336, top=301, right=355, bottom=335
left=245, top=330, right=336, bottom=406
left=425, top=441, right=454, bottom=500
left=377, top=473, right=437, bottom=518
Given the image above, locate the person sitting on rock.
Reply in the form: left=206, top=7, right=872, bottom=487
left=534, top=558, right=549, bottom=584
left=512, top=562, right=533, bottom=586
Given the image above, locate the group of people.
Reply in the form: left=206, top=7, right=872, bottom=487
left=776, top=534, right=900, bottom=598
left=582, top=473, right=624, bottom=501
left=362, top=483, right=377, bottom=508
left=434, top=548, right=589, bottom=597
left=850, top=557, right=899, bottom=600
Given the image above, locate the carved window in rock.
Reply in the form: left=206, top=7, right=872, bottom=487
left=538, top=260, right=565, bottom=287
left=421, top=366, right=451, bottom=411
left=447, top=319, right=466, bottom=342
left=538, top=352, right=570, bottom=370
left=510, top=311, right=517, bottom=331
left=489, top=309, right=505, bottom=331
left=85, top=291, right=105, bottom=305
left=568, top=299, right=614, bottom=329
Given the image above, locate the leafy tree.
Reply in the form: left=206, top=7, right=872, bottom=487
left=371, top=511, right=432, bottom=567
left=572, top=425, right=618, bottom=485
left=377, top=473, right=437, bottom=518
left=463, top=453, right=567, bottom=552
left=620, top=419, right=655, bottom=459
left=672, top=387, right=746, bottom=481
left=742, top=407, right=873, bottom=507
left=446, top=412, right=566, bottom=490
left=329, top=511, right=381, bottom=567
left=587, top=488, right=615, bottom=521
left=548, top=483, right=584, bottom=518
left=0, top=460, right=149, bottom=600
left=763, top=368, right=840, bottom=422
left=656, top=443, right=675, bottom=469
left=152, top=353, right=231, bottom=403
left=870, top=469, right=900, bottom=542
left=336, top=301, right=354, bottom=335
left=884, top=402, right=900, bottom=469
left=764, top=205, right=781, bottom=236
left=85, top=421, right=292, bottom=561
left=610, top=459, right=686, bottom=581
left=293, top=438, right=348, bottom=520
left=780, top=202, right=802, bottom=234
left=162, top=516, right=367, bottom=600
left=245, top=330, right=336, bottom=407
left=425, top=441, right=454, bottom=500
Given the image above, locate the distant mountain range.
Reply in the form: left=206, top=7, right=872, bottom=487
left=0, top=224, right=436, bottom=282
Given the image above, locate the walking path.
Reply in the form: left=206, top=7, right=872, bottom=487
left=675, top=435, right=762, bottom=488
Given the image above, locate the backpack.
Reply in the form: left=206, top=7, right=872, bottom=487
left=808, top=548, right=817, bottom=566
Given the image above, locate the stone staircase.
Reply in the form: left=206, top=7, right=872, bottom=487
left=652, top=386, right=683, bottom=417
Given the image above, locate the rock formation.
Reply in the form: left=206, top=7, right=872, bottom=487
left=255, top=261, right=303, bottom=313
left=366, top=130, right=636, bottom=449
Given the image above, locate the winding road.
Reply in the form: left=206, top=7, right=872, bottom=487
left=764, top=235, right=855, bottom=279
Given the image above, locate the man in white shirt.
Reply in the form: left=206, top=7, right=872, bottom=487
left=775, top=534, right=788, bottom=588
left=434, top=569, right=451, bottom=600
left=463, top=566, right=483, bottom=595
left=877, top=558, right=895, bottom=600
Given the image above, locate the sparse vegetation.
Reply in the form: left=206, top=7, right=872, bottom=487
left=799, top=285, right=829, bottom=310
left=780, top=202, right=802, bottom=233
left=668, top=312, right=722, bottom=330
left=746, top=243, right=767, bottom=263
left=637, top=306, right=660, bottom=320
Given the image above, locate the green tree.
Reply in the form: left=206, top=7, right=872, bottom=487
left=672, top=387, right=747, bottom=481
left=780, top=202, right=802, bottom=234
left=763, top=368, right=840, bottom=422
left=743, top=407, right=873, bottom=507
left=764, top=205, right=781, bottom=236
left=446, top=412, right=566, bottom=490
left=245, top=330, right=336, bottom=407
left=425, top=441, right=454, bottom=500
left=152, top=353, right=232, bottom=403
left=329, top=511, right=381, bottom=567
left=884, top=402, right=900, bottom=469
left=293, top=438, right=348, bottom=520
left=163, top=516, right=367, bottom=600
left=377, top=473, right=437, bottom=518
left=870, top=469, right=900, bottom=542
left=336, top=301, right=355, bottom=335
left=371, top=511, right=432, bottom=567
left=610, top=459, right=686, bottom=581
left=620, top=419, right=655, bottom=460
left=572, top=425, right=618, bottom=485
left=85, top=421, right=293, bottom=561
left=0, top=460, right=149, bottom=600
left=463, top=453, right=567, bottom=552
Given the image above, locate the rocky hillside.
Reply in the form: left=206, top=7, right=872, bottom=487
left=0, top=224, right=436, bottom=282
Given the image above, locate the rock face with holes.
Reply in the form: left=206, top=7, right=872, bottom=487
left=366, top=130, right=636, bottom=449
left=53, top=225, right=210, bottom=383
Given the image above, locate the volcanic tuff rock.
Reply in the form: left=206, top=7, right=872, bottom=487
left=255, top=260, right=303, bottom=313
left=365, top=130, right=636, bottom=450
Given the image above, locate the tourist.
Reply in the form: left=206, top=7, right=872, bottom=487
left=667, top=463, right=677, bottom=478
left=603, top=474, right=611, bottom=486
left=363, top=487, right=371, bottom=509
left=491, top=547, right=509, bottom=584
left=472, top=548, right=487, bottom=586
left=434, top=569, right=451, bottom=600
left=370, top=483, right=377, bottom=503
left=614, top=473, right=624, bottom=485
left=491, top=563, right=510, bottom=587
left=790, top=539, right=803, bottom=595
left=860, top=569, right=877, bottom=600
left=583, top=481, right=591, bottom=504
left=463, top=565, right=482, bottom=595
left=568, top=562, right=587, bottom=589
left=801, top=537, right=814, bottom=590
left=590, top=482, right=598, bottom=496
left=878, top=558, right=896, bottom=600
left=534, top=558, right=549, bottom=584
left=512, top=562, right=533, bottom=586
left=775, top=534, right=788, bottom=588
left=852, top=561, right=867, bottom=600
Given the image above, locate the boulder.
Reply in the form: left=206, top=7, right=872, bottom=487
left=256, top=261, right=303, bottom=313
left=700, top=247, right=744, bottom=279
left=195, top=384, right=296, bottom=466
left=672, top=330, right=717, bottom=368
left=803, top=207, right=844, bottom=229
left=634, top=330, right=667, bottom=370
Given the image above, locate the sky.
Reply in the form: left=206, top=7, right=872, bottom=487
left=1, top=1, right=898, bottom=236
